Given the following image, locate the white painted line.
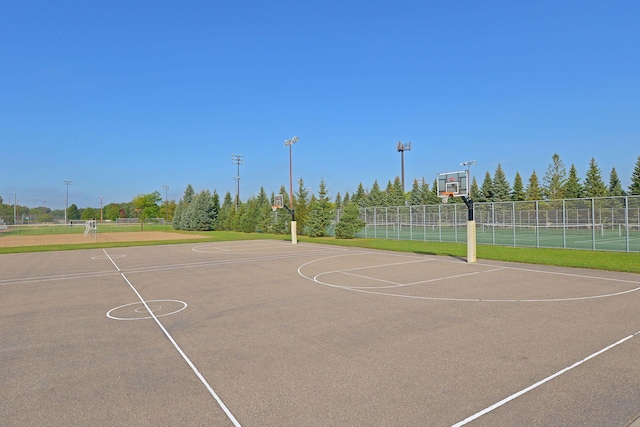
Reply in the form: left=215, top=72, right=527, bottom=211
left=298, top=252, right=640, bottom=302
left=451, top=331, right=640, bottom=426
left=102, top=249, right=242, bottom=427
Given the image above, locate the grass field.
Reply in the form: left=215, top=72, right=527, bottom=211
left=2, top=227, right=639, bottom=274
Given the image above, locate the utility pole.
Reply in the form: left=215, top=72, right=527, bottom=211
left=99, top=196, right=104, bottom=223
left=63, top=180, right=72, bottom=225
left=397, top=142, right=411, bottom=192
left=162, top=184, right=170, bottom=223
left=231, top=154, right=243, bottom=211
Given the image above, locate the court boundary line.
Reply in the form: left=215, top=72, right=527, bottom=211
left=451, top=330, right=640, bottom=426
left=102, top=249, right=242, bottom=427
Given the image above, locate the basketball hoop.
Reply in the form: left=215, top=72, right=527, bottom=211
left=439, top=192, right=454, bottom=204
left=272, top=194, right=284, bottom=212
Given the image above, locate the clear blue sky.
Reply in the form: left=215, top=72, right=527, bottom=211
left=2, top=1, right=638, bottom=209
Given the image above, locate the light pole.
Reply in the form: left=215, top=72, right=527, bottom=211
left=99, top=196, right=104, bottom=223
left=231, top=154, right=243, bottom=211
left=284, top=137, right=298, bottom=208
left=162, top=184, right=170, bottom=223
left=63, top=180, right=72, bottom=225
left=397, top=142, right=411, bottom=192
left=284, top=136, right=299, bottom=244
left=460, top=160, right=476, bottom=196
left=460, top=160, right=477, bottom=263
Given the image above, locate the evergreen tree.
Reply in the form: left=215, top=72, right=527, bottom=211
left=173, top=184, right=196, bottom=230
left=353, top=183, right=368, bottom=207
left=563, top=164, right=584, bottom=199
left=335, top=202, right=365, bottom=239
left=272, top=186, right=290, bottom=234
left=306, top=179, right=333, bottom=237
left=217, top=191, right=235, bottom=231
left=525, top=170, right=543, bottom=201
left=511, top=172, right=525, bottom=201
left=422, top=180, right=436, bottom=204
left=211, top=191, right=221, bottom=229
left=187, top=190, right=217, bottom=231
left=543, top=153, right=566, bottom=200
left=629, top=155, right=640, bottom=195
left=254, top=187, right=272, bottom=232
left=239, top=197, right=259, bottom=232
left=367, top=180, right=385, bottom=207
left=492, top=164, right=511, bottom=201
left=294, top=179, right=310, bottom=235
left=479, top=172, right=493, bottom=202
left=431, top=179, right=441, bottom=204
left=409, top=179, right=423, bottom=205
left=608, top=167, right=626, bottom=196
left=343, top=191, right=351, bottom=205
left=470, top=177, right=480, bottom=201
left=584, top=157, right=607, bottom=198
left=334, top=192, right=342, bottom=209
left=386, top=176, right=406, bottom=206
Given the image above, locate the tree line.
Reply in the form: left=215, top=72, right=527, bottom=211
left=2, top=154, right=639, bottom=234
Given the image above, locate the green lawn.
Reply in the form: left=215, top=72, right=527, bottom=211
left=1, top=229, right=639, bottom=274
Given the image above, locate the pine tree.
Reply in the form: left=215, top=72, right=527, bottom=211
left=334, top=192, right=342, bottom=209
left=188, top=190, right=217, bottom=231
left=306, top=179, right=333, bottom=237
left=525, top=170, right=543, bottom=201
left=543, top=153, right=566, bottom=200
left=335, top=202, right=365, bottom=239
left=511, top=172, right=525, bottom=201
left=172, top=184, right=196, bottom=230
left=563, top=164, right=584, bottom=199
left=368, top=180, right=385, bottom=207
left=628, top=155, right=640, bottom=195
left=479, top=171, right=493, bottom=202
left=211, top=191, right=221, bottom=230
left=470, top=177, right=480, bottom=201
left=387, top=176, right=406, bottom=206
left=608, top=167, right=626, bottom=196
left=409, top=179, right=422, bottom=205
left=584, top=157, right=607, bottom=198
left=431, top=179, right=441, bottom=204
left=492, top=164, right=511, bottom=201
left=422, top=180, right=436, bottom=204
left=294, top=179, right=310, bottom=235
left=353, top=183, right=368, bottom=207
left=218, top=191, right=235, bottom=231
left=343, top=192, right=351, bottom=205
left=272, top=186, right=290, bottom=234
left=255, top=187, right=272, bottom=232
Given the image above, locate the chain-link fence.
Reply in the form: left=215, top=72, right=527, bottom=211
left=351, top=195, right=640, bottom=253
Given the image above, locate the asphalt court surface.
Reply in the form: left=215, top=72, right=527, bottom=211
left=2, top=240, right=640, bottom=426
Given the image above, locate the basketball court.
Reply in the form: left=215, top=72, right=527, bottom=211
left=2, top=240, right=640, bottom=426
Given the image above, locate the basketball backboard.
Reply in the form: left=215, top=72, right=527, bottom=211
left=272, top=194, right=284, bottom=211
left=437, top=170, right=469, bottom=198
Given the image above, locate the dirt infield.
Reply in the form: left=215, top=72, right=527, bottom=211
left=0, top=231, right=206, bottom=247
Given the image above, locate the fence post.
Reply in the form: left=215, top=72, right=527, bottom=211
left=591, top=198, right=596, bottom=250
left=625, top=196, right=629, bottom=253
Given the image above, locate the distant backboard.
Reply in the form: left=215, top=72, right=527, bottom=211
left=437, top=170, right=469, bottom=198
left=273, top=194, right=284, bottom=209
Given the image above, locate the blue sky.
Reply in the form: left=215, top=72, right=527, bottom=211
left=2, top=1, right=638, bottom=209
